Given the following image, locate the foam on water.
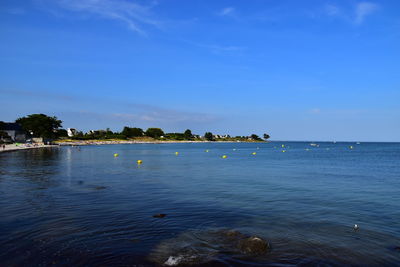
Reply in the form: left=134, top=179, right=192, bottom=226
left=164, top=256, right=184, bottom=266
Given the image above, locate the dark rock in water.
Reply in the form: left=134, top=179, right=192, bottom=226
left=77, top=180, right=84, bottom=185
left=163, top=246, right=205, bottom=266
left=148, top=229, right=270, bottom=266
left=153, top=214, right=167, bottom=218
left=220, top=229, right=244, bottom=239
left=94, top=186, right=107, bottom=190
left=150, top=236, right=215, bottom=266
left=238, top=236, right=270, bottom=255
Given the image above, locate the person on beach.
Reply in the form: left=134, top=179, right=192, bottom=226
left=2, top=144, right=5, bottom=150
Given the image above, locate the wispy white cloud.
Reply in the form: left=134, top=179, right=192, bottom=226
left=325, top=4, right=340, bottom=16
left=112, top=109, right=218, bottom=124
left=59, top=108, right=220, bottom=131
left=323, top=2, right=379, bottom=25
left=38, top=0, right=160, bottom=35
left=1, top=88, right=75, bottom=101
left=355, top=2, right=379, bottom=24
left=218, top=7, right=235, bottom=16
left=1, top=88, right=219, bottom=130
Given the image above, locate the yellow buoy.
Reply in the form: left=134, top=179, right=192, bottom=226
left=175, top=152, right=179, bottom=155
left=137, top=160, right=142, bottom=164
left=114, top=153, right=119, bottom=157
left=222, top=155, right=227, bottom=159
left=205, top=150, right=209, bottom=152
left=281, top=144, right=285, bottom=148
left=349, top=146, right=353, bottom=149
left=252, top=152, right=257, bottom=155
left=282, top=150, right=286, bottom=152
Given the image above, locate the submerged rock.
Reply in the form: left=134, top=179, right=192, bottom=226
left=94, top=186, right=107, bottom=190
left=150, top=236, right=216, bottom=266
left=238, top=236, right=270, bottom=255
left=162, top=247, right=204, bottom=266
left=153, top=214, right=167, bottom=218
left=149, top=229, right=270, bottom=266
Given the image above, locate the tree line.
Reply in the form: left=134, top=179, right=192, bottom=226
left=1, top=114, right=270, bottom=142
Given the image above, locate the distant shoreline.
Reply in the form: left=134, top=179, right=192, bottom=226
left=55, top=139, right=265, bottom=146
left=0, top=139, right=265, bottom=153
left=0, top=144, right=58, bottom=153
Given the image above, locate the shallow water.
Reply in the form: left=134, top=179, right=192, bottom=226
left=0, top=142, right=399, bottom=266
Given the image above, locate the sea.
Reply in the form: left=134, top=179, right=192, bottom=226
left=0, top=142, right=399, bottom=266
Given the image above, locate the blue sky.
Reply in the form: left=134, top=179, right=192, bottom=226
left=0, top=0, right=399, bottom=141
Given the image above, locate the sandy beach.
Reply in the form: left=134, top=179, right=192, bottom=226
left=54, top=140, right=244, bottom=146
left=0, top=143, right=58, bottom=153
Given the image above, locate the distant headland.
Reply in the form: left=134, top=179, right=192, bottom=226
left=0, top=114, right=270, bottom=147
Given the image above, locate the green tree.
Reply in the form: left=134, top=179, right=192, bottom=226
left=56, top=129, right=68, bottom=138
left=16, top=114, right=62, bottom=138
left=263, top=133, right=270, bottom=140
left=145, top=128, right=164, bottom=138
left=131, top=128, right=144, bottom=137
left=105, top=128, right=115, bottom=139
left=204, top=132, right=214, bottom=141
left=75, top=131, right=84, bottom=138
left=183, top=129, right=193, bottom=140
left=165, top=133, right=184, bottom=140
left=121, top=126, right=131, bottom=137
left=250, top=134, right=262, bottom=141
left=0, top=121, right=5, bottom=130
left=122, top=126, right=144, bottom=138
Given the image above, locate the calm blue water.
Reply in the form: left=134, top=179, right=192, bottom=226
left=1, top=142, right=399, bottom=266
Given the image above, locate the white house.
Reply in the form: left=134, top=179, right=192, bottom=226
left=67, top=128, right=77, bottom=137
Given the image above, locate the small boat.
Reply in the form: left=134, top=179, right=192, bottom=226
left=310, top=143, right=319, bottom=147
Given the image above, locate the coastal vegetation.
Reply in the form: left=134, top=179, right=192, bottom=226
left=250, top=134, right=263, bottom=141
left=145, top=128, right=165, bottom=139
left=16, top=114, right=62, bottom=139
left=1, top=114, right=271, bottom=143
left=121, top=127, right=144, bottom=138
left=204, top=132, right=214, bottom=141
